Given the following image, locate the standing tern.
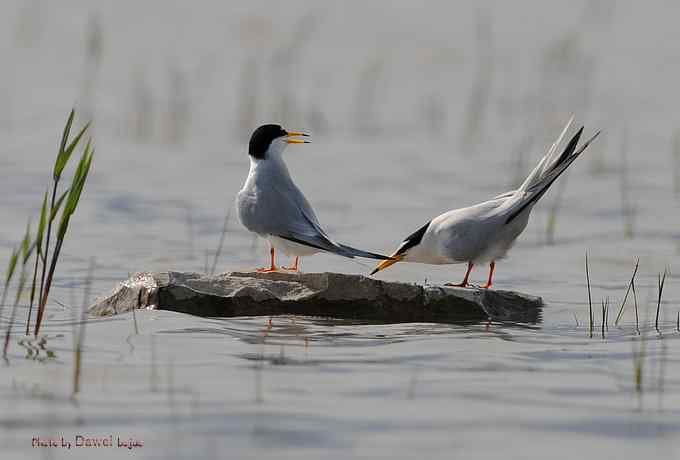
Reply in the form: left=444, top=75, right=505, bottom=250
left=370, top=119, right=600, bottom=287
left=237, top=124, right=390, bottom=272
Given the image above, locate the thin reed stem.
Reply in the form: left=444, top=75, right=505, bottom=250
left=209, top=209, right=231, bottom=276
left=655, top=268, right=667, bottom=334
left=25, top=246, right=41, bottom=335
left=601, top=298, right=606, bottom=339
left=585, top=252, right=593, bottom=338
left=132, top=292, right=139, bottom=335
left=35, top=182, right=58, bottom=336
left=614, top=258, right=639, bottom=325
left=605, top=297, right=609, bottom=331
left=633, top=279, right=639, bottom=334
left=36, top=238, right=64, bottom=336
left=27, top=191, right=48, bottom=335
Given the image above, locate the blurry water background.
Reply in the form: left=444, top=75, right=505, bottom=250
left=1, top=0, right=680, bottom=459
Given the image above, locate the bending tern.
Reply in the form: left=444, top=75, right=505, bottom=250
left=370, top=119, right=600, bottom=288
left=237, top=124, right=390, bottom=272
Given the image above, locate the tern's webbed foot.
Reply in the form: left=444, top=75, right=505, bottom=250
left=445, top=282, right=469, bottom=288
left=256, top=267, right=278, bottom=273
left=281, top=257, right=299, bottom=272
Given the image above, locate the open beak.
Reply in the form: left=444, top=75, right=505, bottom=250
left=369, top=254, right=404, bottom=276
left=286, top=132, right=310, bottom=144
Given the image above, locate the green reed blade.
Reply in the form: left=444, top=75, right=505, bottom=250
left=50, top=189, right=69, bottom=223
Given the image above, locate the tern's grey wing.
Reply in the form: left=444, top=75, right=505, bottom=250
left=285, top=181, right=335, bottom=241
left=261, top=178, right=346, bottom=253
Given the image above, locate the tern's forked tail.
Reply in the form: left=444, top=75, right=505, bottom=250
left=505, top=123, right=601, bottom=224
left=277, top=234, right=391, bottom=261
left=336, top=243, right=392, bottom=260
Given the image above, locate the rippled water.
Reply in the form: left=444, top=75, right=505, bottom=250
left=2, top=1, right=680, bottom=459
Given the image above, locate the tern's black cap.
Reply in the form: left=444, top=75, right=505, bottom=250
left=249, top=124, right=287, bottom=159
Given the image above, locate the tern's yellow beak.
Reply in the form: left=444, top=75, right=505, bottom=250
left=286, top=132, right=310, bottom=144
left=369, top=254, right=404, bottom=276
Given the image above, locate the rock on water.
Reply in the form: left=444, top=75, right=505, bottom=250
left=89, top=271, right=543, bottom=324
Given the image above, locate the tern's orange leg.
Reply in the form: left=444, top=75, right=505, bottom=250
left=282, top=256, right=299, bottom=272
left=256, top=247, right=278, bottom=272
left=480, top=261, right=495, bottom=289
left=445, top=262, right=474, bottom=287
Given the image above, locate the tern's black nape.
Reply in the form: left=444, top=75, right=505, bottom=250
left=395, top=221, right=431, bottom=256
left=249, top=124, right=287, bottom=159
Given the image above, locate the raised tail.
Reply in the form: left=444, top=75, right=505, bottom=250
left=505, top=121, right=601, bottom=224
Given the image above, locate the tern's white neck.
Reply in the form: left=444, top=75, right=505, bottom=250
left=245, top=141, right=293, bottom=187
left=248, top=156, right=290, bottom=178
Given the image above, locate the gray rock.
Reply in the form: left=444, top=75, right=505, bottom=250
left=89, top=271, right=543, bottom=324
